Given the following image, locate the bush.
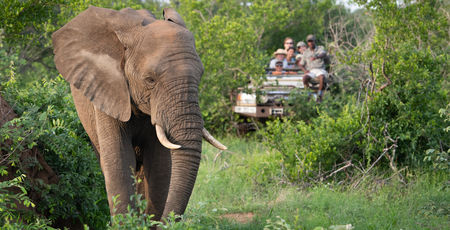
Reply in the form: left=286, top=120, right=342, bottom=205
left=262, top=103, right=362, bottom=181
left=362, top=46, right=449, bottom=166
left=1, top=76, right=109, bottom=228
left=423, top=103, right=450, bottom=171
left=286, top=88, right=352, bottom=123
left=0, top=174, right=55, bottom=229
left=261, top=0, right=449, bottom=183
left=109, top=193, right=162, bottom=229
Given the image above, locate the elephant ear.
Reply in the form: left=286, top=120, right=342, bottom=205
left=163, top=8, right=186, bottom=28
left=52, top=6, right=148, bottom=122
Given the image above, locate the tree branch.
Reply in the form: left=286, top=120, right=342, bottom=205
left=193, top=9, right=206, bottom=22
left=228, top=67, right=249, bottom=76
left=377, top=61, right=392, bottom=92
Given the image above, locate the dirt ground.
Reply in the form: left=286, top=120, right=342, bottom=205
left=220, top=212, right=255, bottom=224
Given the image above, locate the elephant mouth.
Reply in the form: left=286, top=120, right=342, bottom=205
left=155, top=124, right=227, bottom=150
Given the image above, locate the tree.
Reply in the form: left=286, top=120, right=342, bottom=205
left=0, top=0, right=166, bottom=82
left=324, top=6, right=374, bottom=94
left=354, top=0, right=449, bottom=165
left=260, top=0, right=335, bottom=52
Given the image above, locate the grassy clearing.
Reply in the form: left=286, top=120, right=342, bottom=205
left=177, top=137, right=449, bottom=229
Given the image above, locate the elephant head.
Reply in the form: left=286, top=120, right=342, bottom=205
left=52, top=6, right=225, bottom=218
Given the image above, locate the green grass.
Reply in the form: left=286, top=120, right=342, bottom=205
left=174, top=137, right=450, bottom=229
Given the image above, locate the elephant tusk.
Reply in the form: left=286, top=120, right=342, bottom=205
left=202, top=128, right=227, bottom=150
left=156, top=125, right=181, bottom=150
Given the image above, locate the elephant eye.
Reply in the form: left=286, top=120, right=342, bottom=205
left=146, top=77, right=156, bottom=88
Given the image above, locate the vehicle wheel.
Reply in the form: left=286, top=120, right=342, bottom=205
left=236, top=122, right=257, bottom=136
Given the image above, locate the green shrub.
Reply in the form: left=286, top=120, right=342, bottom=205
left=107, top=177, right=190, bottom=230
left=1, top=76, right=109, bottom=228
left=0, top=174, right=56, bottom=229
left=108, top=194, right=161, bottom=230
left=353, top=0, right=449, bottom=167
left=262, top=1, right=449, bottom=183
left=262, top=103, right=362, bottom=181
left=423, top=103, right=450, bottom=171
left=286, top=88, right=352, bottom=123
left=361, top=44, right=449, bottom=167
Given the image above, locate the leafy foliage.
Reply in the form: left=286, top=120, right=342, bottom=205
left=109, top=187, right=163, bottom=229
left=0, top=0, right=448, bottom=228
left=261, top=0, right=449, bottom=183
left=423, top=103, right=450, bottom=171
left=0, top=0, right=64, bottom=46
left=0, top=175, right=57, bottom=229
left=355, top=0, right=449, bottom=166
left=0, top=0, right=164, bottom=83
left=1, top=75, right=110, bottom=228
left=1, top=175, right=35, bottom=226
left=263, top=103, right=362, bottom=181
left=260, top=0, right=335, bottom=52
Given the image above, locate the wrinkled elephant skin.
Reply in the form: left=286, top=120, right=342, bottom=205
left=52, top=6, right=225, bottom=220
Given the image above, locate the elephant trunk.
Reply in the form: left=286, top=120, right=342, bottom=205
left=162, top=116, right=202, bottom=218
left=156, top=83, right=203, bottom=218
left=162, top=147, right=201, bottom=217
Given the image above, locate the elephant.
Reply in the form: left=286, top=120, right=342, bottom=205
left=52, top=6, right=226, bottom=221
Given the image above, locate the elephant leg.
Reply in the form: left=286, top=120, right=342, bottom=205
left=94, top=108, right=136, bottom=215
left=140, top=126, right=171, bottom=220
left=70, top=86, right=100, bottom=154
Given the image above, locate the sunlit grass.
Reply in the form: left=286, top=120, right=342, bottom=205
left=179, top=137, right=450, bottom=229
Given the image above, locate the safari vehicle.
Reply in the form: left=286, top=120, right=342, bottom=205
left=233, top=68, right=305, bottom=119
left=232, top=66, right=331, bottom=132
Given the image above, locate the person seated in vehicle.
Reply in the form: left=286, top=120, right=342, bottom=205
left=286, top=47, right=297, bottom=69
left=271, top=61, right=286, bottom=75
left=283, top=37, right=294, bottom=51
left=298, top=34, right=328, bottom=102
left=269, top=48, right=288, bottom=69
left=295, top=41, right=307, bottom=66
left=271, top=60, right=297, bottom=75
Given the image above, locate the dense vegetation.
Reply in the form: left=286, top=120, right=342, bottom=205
left=263, top=0, right=449, bottom=181
left=0, top=0, right=448, bottom=229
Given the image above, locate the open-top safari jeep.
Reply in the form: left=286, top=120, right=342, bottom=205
left=232, top=66, right=331, bottom=132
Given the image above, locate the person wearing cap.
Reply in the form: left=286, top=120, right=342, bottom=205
left=269, top=48, right=288, bottom=69
left=272, top=60, right=286, bottom=75
left=295, top=41, right=307, bottom=67
left=299, top=34, right=328, bottom=102
left=283, top=37, right=295, bottom=51
left=296, top=41, right=307, bottom=55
